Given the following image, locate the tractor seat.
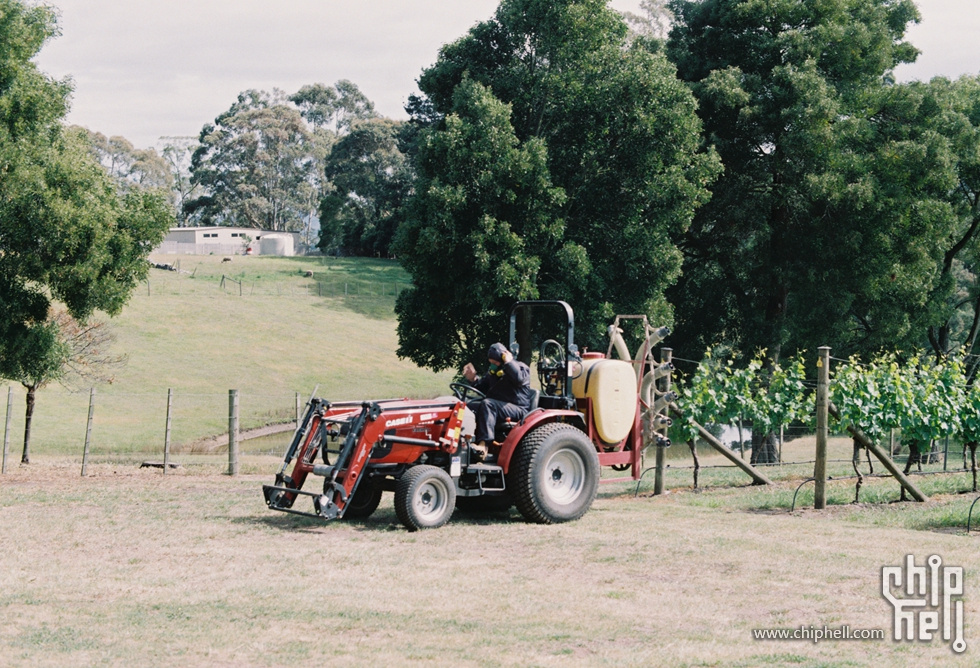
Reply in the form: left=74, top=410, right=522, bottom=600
left=496, top=389, right=541, bottom=441
left=528, top=388, right=540, bottom=412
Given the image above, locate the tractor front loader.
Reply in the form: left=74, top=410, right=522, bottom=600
left=263, top=397, right=469, bottom=530
left=263, top=301, right=674, bottom=531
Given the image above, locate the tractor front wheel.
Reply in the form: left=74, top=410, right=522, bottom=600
left=510, top=423, right=599, bottom=524
left=395, top=465, right=456, bottom=531
left=341, top=479, right=383, bottom=519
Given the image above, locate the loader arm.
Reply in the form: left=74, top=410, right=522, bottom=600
left=264, top=398, right=466, bottom=520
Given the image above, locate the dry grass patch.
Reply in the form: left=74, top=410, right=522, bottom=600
left=1, top=456, right=977, bottom=666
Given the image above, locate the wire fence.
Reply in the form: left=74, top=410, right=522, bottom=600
left=145, top=271, right=409, bottom=301
left=0, top=386, right=307, bottom=474
left=3, top=380, right=975, bottom=489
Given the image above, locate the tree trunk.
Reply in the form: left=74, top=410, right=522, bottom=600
left=900, top=438, right=925, bottom=502
left=737, top=418, right=745, bottom=459
left=902, top=439, right=922, bottom=475
left=852, top=438, right=863, bottom=503
left=969, top=442, right=978, bottom=493
left=22, top=384, right=37, bottom=464
left=687, top=439, right=700, bottom=490
left=751, top=431, right=779, bottom=465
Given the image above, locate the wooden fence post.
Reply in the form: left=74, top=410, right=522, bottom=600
left=228, top=389, right=239, bottom=475
left=653, top=348, right=672, bottom=495
left=814, top=346, right=830, bottom=509
left=2, top=386, right=11, bottom=474
left=81, top=388, right=95, bottom=476
left=163, top=388, right=173, bottom=474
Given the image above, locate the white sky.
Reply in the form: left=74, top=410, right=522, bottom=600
left=31, top=0, right=980, bottom=150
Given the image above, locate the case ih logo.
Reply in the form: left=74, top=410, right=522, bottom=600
left=882, top=555, right=966, bottom=653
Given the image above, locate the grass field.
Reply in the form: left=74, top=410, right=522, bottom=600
left=3, top=254, right=979, bottom=665
left=1, top=438, right=977, bottom=667
left=1, top=254, right=454, bottom=461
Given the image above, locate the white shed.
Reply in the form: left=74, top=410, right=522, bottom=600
left=258, top=233, right=295, bottom=256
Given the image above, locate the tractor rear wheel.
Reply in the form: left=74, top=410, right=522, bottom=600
left=395, top=465, right=456, bottom=531
left=509, top=423, right=599, bottom=524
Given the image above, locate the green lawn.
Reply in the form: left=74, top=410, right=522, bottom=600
left=1, top=254, right=453, bottom=460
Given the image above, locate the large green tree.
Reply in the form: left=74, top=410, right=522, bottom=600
left=186, top=89, right=315, bottom=231
left=395, top=79, right=568, bottom=369
left=396, top=0, right=718, bottom=371
left=665, top=0, right=949, bottom=362
left=0, top=1, right=173, bottom=461
left=318, top=118, right=412, bottom=257
left=908, top=76, right=980, bottom=372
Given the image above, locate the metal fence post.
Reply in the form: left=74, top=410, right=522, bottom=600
left=228, top=389, right=239, bottom=475
left=163, top=388, right=173, bottom=473
left=814, top=347, right=830, bottom=509
left=2, top=387, right=11, bottom=474
left=81, top=388, right=95, bottom=476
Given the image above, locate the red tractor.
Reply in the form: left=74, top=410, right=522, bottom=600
left=263, top=301, right=672, bottom=531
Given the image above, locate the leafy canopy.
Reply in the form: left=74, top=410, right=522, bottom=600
left=397, top=0, right=718, bottom=371
left=0, top=0, right=172, bottom=387
left=665, top=0, right=942, bottom=362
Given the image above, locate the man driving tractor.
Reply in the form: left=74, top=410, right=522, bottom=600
left=462, top=342, right=534, bottom=462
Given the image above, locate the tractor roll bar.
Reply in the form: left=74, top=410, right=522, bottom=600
left=508, top=300, right=578, bottom=400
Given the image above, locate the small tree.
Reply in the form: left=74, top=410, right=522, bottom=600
left=0, top=0, right=173, bottom=460
left=17, top=311, right=126, bottom=463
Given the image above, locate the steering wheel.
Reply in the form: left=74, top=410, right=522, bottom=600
left=450, top=382, right=486, bottom=403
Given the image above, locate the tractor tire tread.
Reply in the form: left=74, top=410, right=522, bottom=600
left=509, top=422, right=599, bottom=524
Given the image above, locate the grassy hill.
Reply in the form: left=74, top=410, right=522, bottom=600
left=2, top=254, right=455, bottom=459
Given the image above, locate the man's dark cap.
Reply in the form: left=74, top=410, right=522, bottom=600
left=488, top=342, right=508, bottom=361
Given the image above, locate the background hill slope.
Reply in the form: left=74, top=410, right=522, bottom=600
left=2, top=255, right=455, bottom=457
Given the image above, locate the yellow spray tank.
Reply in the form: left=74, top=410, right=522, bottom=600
left=600, top=320, right=674, bottom=447
left=571, top=353, right=638, bottom=445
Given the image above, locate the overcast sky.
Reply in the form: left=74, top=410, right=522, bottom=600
left=31, top=0, right=980, bottom=150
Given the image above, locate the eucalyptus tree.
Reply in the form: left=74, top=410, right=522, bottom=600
left=160, top=136, right=201, bottom=226
left=290, top=80, right=382, bottom=246
left=318, top=118, right=412, bottom=256
left=186, top=89, right=315, bottom=231
left=396, top=0, right=719, bottom=370
left=621, top=0, right=673, bottom=41
left=82, top=129, right=171, bottom=193
left=290, top=80, right=378, bottom=134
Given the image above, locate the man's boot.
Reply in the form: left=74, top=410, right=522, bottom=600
left=470, top=441, right=488, bottom=463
